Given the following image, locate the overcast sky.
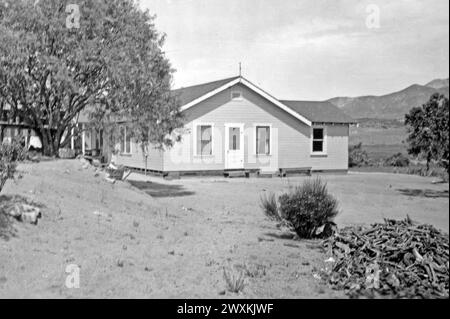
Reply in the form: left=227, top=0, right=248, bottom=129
left=141, top=0, right=449, bottom=100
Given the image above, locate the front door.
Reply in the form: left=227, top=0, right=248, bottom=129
left=225, top=124, right=244, bottom=169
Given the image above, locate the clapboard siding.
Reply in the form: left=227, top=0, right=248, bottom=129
left=115, top=142, right=164, bottom=171
left=163, top=83, right=349, bottom=172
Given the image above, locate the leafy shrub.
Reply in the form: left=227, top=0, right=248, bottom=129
left=260, top=178, right=339, bottom=239
left=0, top=138, right=27, bottom=193
left=384, top=153, right=410, bottom=167
left=278, top=178, right=339, bottom=238
left=349, top=143, right=369, bottom=167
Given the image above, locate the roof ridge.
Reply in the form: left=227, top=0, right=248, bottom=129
left=172, top=76, right=240, bottom=92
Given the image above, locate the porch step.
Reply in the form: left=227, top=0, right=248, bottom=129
left=257, top=171, right=278, bottom=178
left=223, top=170, right=250, bottom=178
left=279, top=167, right=312, bottom=177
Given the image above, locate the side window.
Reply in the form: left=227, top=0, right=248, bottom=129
left=312, top=128, right=325, bottom=153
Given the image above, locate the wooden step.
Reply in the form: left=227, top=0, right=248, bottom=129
left=257, top=171, right=278, bottom=178
left=224, top=170, right=250, bottom=178
left=279, top=167, right=312, bottom=177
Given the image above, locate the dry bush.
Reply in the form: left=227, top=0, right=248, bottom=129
left=223, top=266, right=246, bottom=293
left=260, top=192, right=280, bottom=222
left=237, top=263, right=267, bottom=278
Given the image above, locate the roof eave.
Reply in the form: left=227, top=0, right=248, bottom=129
left=312, top=121, right=357, bottom=125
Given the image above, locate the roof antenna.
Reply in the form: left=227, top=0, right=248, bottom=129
left=239, top=62, right=242, bottom=77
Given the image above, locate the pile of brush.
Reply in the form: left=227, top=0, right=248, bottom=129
left=322, top=216, right=449, bottom=298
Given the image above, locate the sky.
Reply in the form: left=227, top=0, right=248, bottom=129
left=140, top=0, right=449, bottom=101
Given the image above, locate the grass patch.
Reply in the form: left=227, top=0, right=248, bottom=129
left=223, top=266, right=246, bottom=294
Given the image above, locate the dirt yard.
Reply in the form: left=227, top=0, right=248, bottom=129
left=0, top=160, right=448, bottom=298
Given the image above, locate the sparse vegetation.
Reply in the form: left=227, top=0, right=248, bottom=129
left=348, top=140, right=449, bottom=181
left=0, top=209, right=13, bottom=240
left=260, top=192, right=280, bottom=222
left=237, top=263, right=267, bottom=278
left=348, top=143, right=370, bottom=167
left=402, top=165, right=449, bottom=182
left=0, top=138, right=27, bottom=193
left=261, top=177, right=339, bottom=239
left=0, top=159, right=447, bottom=298
left=384, top=152, right=410, bottom=167
left=223, top=266, right=246, bottom=293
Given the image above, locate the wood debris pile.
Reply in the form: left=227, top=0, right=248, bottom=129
left=323, top=217, right=449, bottom=298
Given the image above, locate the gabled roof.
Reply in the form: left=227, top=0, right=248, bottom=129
left=174, top=76, right=312, bottom=126
left=172, top=76, right=240, bottom=106
left=281, top=100, right=356, bottom=124
left=173, top=76, right=355, bottom=126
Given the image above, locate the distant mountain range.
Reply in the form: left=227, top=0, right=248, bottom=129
left=327, top=78, right=449, bottom=120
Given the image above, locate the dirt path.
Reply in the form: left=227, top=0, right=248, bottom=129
left=0, top=160, right=447, bottom=298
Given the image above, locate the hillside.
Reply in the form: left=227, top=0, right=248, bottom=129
left=426, top=78, right=449, bottom=89
left=328, top=78, right=449, bottom=120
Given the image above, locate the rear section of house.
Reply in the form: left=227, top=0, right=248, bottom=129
left=113, top=76, right=355, bottom=175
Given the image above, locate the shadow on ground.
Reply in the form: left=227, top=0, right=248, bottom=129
left=396, top=188, right=449, bottom=198
left=264, top=231, right=297, bottom=240
left=129, top=181, right=195, bottom=198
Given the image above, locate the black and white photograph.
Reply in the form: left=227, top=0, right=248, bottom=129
left=0, top=0, right=448, bottom=305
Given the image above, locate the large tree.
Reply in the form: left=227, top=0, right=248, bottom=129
left=0, top=0, right=182, bottom=156
left=405, top=93, right=449, bottom=172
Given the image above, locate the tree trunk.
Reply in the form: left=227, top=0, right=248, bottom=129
left=426, top=152, right=431, bottom=173
left=38, top=128, right=59, bottom=157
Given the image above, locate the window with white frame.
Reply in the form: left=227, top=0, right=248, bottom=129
left=312, top=127, right=325, bottom=153
left=120, top=126, right=132, bottom=154
left=196, top=125, right=213, bottom=156
left=256, top=126, right=270, bottom=155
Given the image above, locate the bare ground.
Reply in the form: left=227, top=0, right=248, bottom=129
left=0, top=160, right=448, bottom=298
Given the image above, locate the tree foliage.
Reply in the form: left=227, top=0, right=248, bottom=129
left=0, top=0, right=182, bottom=156
left=405, top=93, right=449, bottom=172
